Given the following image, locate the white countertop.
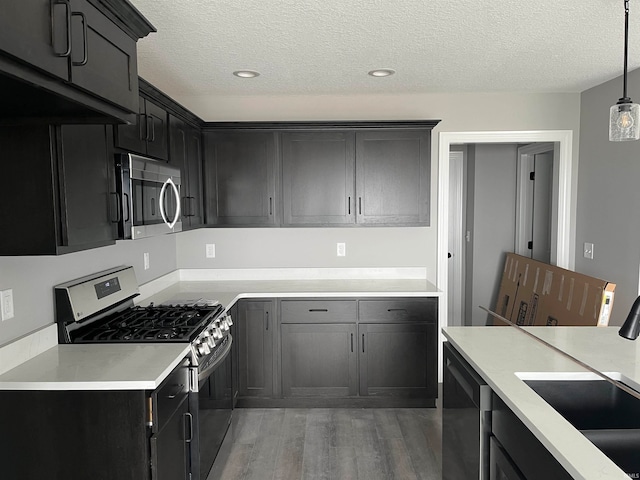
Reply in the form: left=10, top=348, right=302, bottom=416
left=138, top=277, right=441, bottom=310
left=0, top=343, right=191, bottom=390
left=0, top=270, right=440, bottom=390
left=442, top=326, right=638, bottom=480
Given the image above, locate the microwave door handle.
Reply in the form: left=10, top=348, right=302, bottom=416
left=159, top=178, right=181, bottom=229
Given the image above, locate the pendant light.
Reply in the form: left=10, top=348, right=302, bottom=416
left=610, top=0, right=640, bottom=141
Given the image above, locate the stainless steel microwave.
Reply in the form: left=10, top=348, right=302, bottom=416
left=115, top=153, right=182, bottom=239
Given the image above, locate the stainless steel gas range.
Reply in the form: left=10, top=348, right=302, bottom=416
left=55, top=265, right=233, bottom=480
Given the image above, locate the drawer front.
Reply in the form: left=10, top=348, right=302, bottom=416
left=154, top=358, right=190, bottom=432
left=359, top=298, right=437, bottom=323
left=281, top=300, right=357, bottom=323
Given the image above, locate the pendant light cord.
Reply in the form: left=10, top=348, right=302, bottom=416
left=624, top=0, right=630, bottom=100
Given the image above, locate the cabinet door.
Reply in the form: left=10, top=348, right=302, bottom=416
left=69, top=0, right=138, bottom=113
left=359, top=323, right=437, bottom=397
left=185, top=125, right=204, bottom=226
left=0, top=0, right=69, bottom=80
left=238, top=300, right=274, bottom=397
left=355, top=130, right=430, bottom=225
left=58, top=124, right=118, bottom=249
left=282, top=131, right=355, bottom=225
left=489, top=437, right=526, bottom=480
left=281, top=323, right=358, bottom=397
left=145, top=99, right=169, bottom=160
left=116, top=95, right=146, bottom=153
left=204, top=131, right=277, bottom=225
left=151, top=397, right=190, bottom=480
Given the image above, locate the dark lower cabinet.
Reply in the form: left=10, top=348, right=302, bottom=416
left=490, top=436, right=526, bottom=480
left=237, top=300, right=274, bottom=397
left=0, top=358, right=192, bottom=480
left=491, top=393, right=573, bottom=480
left=281, top=323, right=358, bottom=397
left=0, top=124, right=118, bottom=255
left=359, top=322, right=436, bottom=398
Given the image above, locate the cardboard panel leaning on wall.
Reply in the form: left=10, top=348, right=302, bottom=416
left=492, top=253, right=615, bottom=327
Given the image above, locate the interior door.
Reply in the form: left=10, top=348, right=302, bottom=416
left=531, top=151, right=553, bottom=263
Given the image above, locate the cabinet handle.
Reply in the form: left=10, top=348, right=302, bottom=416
left=109, top=192, right=121, bottom=223
left=151, top=199, right=155, bottom=216
left=123, top=192, right=131, bottom=222
left=309, top=309, right=328, bottom=312
left=184, top=412, right=193, bottom=443
left=348, top=196, right=351, bottom=215
left=51, top=0, right=71, bottom=57
left=139, top=113, right=146, bottom=141
left=362, top=334, right=365, bottom=353
left=265, top=311, right=269, bottom=331
left=166, top=384, right=184, bottom=399
left=70, top=11, right=88, bottom=66
left=387, top=308, right=408, bottom=313
left=147, top=115, right=156, bottom=142
left=269, top=197, right=273, bottom=216
left=359, top=197, right=362, bottom=215
left=351, top=333, right=354, bottom=352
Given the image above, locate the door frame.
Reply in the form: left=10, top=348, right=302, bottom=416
left=438, top=130, right=574, bottom=333
left=515, top=142, right=557, bottom=261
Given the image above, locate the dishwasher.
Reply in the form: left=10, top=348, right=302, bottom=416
left=442, top=341, right=492, bottom=480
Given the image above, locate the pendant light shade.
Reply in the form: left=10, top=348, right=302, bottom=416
left=610, top=0, right=639, bottom=141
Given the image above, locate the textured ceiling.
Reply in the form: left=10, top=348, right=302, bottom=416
left=129, top=0, right=640, bottom=105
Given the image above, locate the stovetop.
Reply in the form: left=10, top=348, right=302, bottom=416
left=70, top=304, right=224, bottom=344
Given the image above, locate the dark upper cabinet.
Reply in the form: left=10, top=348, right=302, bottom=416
left=203, top=131, right=278, bottom=226
left=281, top=131, right=355, bottom=226
left=116, top=96, right=169, bottom=161
left=0, top=0, right=69, bottom=81
left=0, top=0, right=153, bottom=123
left=0, top=124, right=118, bottom=255
left=169, top=115, right=203, bottom=228
left=355, top=130, right=431, bottom=225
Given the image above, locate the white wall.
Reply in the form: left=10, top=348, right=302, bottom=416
left=0, top=235, right=177, bottom=346
left=465, top=144, right=518, bottom=326
left=576, top=68, right=640, bottom=326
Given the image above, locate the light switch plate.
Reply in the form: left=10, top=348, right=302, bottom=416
left=583, top=242, right=594, bottom=260
left=143, top=252, right=150, bottom=270
left=337, top=242, right=346, bottom=257
left=206, top=244, right=216, bottom=258
left=1, top=289, right=14, bottom=321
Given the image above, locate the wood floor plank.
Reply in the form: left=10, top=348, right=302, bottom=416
left=273, top=409, right=308, bottom=480
left=244, top=409, right=287, bottom=480
left=207, top=443, right=253, bottom=480
left=231, top=408, right=266, bottom=445
left=329, top=409, right=354, bottom=448
left=373, top=409, right=404, bottom=439
left=329, top=446, right=358, bottom=480
left=379, top=436, right=419, bottom=480
left=301, top=410, right=331, bottom=480
left=396, top=409, right=441, bottom=480
left=352, top=409, right=389, bottom=479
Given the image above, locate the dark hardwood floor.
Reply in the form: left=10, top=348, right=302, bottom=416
left=208, top=406, right=442, bottom=480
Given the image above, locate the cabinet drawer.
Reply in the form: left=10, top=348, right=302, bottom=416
left=153, top=358, right=190, bottom=432
left=281, top=300, right=357, bottom=323
left=359, top=298, right=437, bottom=323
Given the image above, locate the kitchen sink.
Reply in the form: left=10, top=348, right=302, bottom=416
left=516, top=372, right=640, bottom=477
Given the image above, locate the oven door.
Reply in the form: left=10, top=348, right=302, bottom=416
left=116, top=153, right=182, bottom=239
left=190, top=336, right=233, bottom=480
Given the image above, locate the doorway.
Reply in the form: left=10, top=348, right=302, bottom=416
left=436, top=130, right=574, bottom=374
left=447, top=143, right=558, bottom=327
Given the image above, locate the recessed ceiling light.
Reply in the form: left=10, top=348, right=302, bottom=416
left=368, top=68, right=396, bottom=77
left=233, top=70, right=260, bottom=78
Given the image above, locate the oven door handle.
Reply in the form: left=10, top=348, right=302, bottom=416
left=159, top=177, right=181, bottom=229
left=197, top=335, right=233, bottom=383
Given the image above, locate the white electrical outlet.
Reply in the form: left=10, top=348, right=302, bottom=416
left=337, top=242, right=346, bottom=257
left=583, top=242, right=594, bottom=260
left=206, top=244, right=216, bottom=258
left=143, top=252, right=150, bottom=270
left=1, top=289, right=15, bottom=321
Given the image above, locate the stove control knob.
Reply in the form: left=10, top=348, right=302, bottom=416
left=213, top=327, right=223, bottom=340
left=207, top=336, right=216, bottom=348
left=226, top=315, right=233, bottom=326
left=197, top=342, right=207, bottom=356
